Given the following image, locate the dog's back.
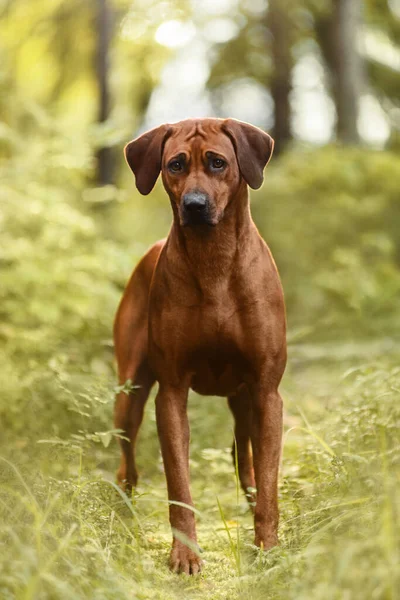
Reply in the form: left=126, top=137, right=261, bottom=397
left=114, top=238, right=165, bottom=376
left=113, top=239, right=165, bottom=488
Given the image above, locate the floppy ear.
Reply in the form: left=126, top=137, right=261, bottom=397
left=124, top=124, right=171, bottom=195
left=222, top=119, right=274, bottom=189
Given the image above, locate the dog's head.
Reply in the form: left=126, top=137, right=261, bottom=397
left=125, top=118, right=274, bottom=228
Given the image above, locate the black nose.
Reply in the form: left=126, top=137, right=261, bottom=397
left=182, top=191, right=208, bottom=213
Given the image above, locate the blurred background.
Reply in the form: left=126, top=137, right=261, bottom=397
left=1, top=0, right=399, bottom=345
left=0, top=2, right=400, bottom=598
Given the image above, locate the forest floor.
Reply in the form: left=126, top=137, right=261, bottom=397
left=0, top=339, right=399, bottom=600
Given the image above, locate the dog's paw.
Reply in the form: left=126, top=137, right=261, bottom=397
left=169, top=540, right=203, bottom=575
left=116, top=465, right=137, bottom=494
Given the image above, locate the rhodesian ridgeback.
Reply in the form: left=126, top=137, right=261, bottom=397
left=114, top=118, right=286, bottom=574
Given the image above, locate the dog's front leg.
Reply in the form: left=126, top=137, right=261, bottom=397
left=155, top=384, right=202, bottom=575
left=251, top=383, right=283, bottom=550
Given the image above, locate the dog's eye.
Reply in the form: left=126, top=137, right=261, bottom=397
left=168, top=160, right=183, bottom=172
left=211, top=158, right=225, bottom=170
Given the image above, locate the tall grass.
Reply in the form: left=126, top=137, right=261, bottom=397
left=1, top=344, right=398, bottom=599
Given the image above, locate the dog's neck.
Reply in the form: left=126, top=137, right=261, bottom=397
left=167, top=185, right=257, bottom=288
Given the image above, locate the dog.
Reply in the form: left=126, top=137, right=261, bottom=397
left=113, top=118, right=286, bottom=574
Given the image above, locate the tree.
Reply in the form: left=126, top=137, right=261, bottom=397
left=96, top=0, right=114, bottom=185
left=316, top=0, right=364, bottom=143
left=265, top=0, right=294, bottom=154
left=207, top=1, right=297, bottom=155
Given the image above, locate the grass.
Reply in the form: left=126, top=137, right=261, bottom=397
left=0, top=340, right=399, bottom=599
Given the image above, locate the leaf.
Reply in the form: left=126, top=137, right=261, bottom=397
left=98, top=431, right=112, bottom=448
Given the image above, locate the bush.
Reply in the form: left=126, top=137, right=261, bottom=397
left=253, top=146, right=400, bottom=336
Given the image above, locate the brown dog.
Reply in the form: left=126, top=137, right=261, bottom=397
left=114, top=118, right=286, bottom=574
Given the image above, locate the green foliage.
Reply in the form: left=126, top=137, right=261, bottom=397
left=365, top=0, right=400, bottom=45
left=253, top=146, right=400, bottom=335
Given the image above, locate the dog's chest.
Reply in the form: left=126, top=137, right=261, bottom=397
left=187, top=303, right=255, bottom=396
left=190, top=353, right=249, bottom=397
left=187, top=295, right=246, bottom=346
left=154, top=279, right=261, bottom=351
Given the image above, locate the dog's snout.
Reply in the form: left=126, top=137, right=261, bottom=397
left=181, top=190, right=214, bottom=226
left=183, top=192, right=208, bottom=213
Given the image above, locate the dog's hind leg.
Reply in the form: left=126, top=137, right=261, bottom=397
left=113, top=242, right=164, bottom=492
left=114, top=359, right=154, bottom=492
left=228, top=386, right=256, bottom=509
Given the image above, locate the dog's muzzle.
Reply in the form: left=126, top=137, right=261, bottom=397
left=181, top=191, right=213, bottom=226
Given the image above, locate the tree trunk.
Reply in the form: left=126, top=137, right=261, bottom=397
left=266, top=0, right=293, bottom=155
left=96, top=0, right=113, bottom=185
left=316, top=0, right=363, bottom=144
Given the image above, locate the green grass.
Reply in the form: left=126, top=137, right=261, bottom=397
left=1, top=341, right=399, bottom=599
